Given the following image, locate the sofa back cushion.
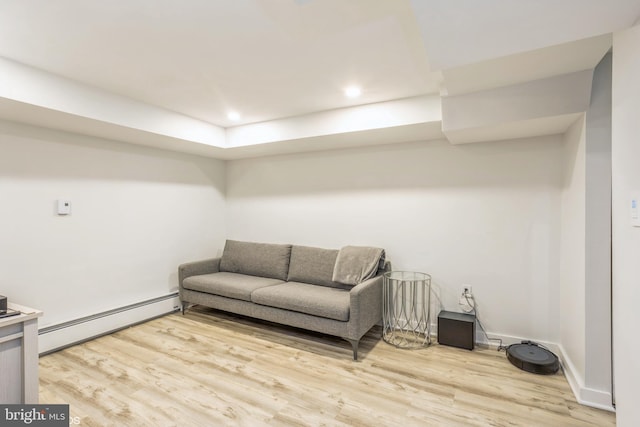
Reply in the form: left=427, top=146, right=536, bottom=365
left=287, top=245, right=351, bottom=289
left=219, top=240, right=292, bottom=281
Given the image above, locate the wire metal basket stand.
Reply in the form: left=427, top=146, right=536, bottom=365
left=382, top=271, right=431, bottom=349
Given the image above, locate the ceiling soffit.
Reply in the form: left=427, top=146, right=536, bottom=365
left=0, top=1, right=637, bottom=158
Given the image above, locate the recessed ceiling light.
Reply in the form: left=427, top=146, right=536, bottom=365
left=227, top=111, right=241, bottom=121
left=344, top=86, right=362, bottom=98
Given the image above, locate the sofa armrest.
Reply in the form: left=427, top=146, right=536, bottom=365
left=347, top=274, right=383, bottom=340
left=178, top=258, right=221, bottom=288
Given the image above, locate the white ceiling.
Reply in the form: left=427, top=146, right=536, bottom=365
left=0, top=0, right=638, bottom=159
left=411, top=0, right=640, bottom=71
left=0, top=0, right=440, bottom=127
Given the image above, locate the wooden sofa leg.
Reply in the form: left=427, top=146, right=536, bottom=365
left=346, top=339, right=359, bottom=361
left=181, top=302, right=189, bottom=315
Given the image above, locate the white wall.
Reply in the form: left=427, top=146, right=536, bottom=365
left=612, top=24, right=640, bottom=426
left=557, top=51, right=614, bottom=411
left=226, top=136, right=564, bottom=342
left=559, top=116, right=587, bottom=386
left=584, top=52, right=612, bottom=400
left=0, top=121, right=226, bottom=328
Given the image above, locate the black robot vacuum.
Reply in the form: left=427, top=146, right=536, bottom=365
left=506, top=341, right=560, bottom=375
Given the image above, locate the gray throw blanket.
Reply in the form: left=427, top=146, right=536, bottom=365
left=332, top=246, right=386, bottom=285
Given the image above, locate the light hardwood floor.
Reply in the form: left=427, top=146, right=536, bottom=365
left=39, top=307, right=616, bottom=426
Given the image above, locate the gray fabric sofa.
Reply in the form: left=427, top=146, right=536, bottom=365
left=178, top=240, right=387, bottom=360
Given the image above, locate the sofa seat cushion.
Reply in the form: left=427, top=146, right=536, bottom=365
left=183, top=272, right=284, bottom=302
left=251, top=281, right=350, bottom=321
left=219, top=240, right=292, bottom=281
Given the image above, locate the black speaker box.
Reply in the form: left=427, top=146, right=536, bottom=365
left=438, top=310, right=476, bottom=350
left=0, top=295, right=7, bottom=312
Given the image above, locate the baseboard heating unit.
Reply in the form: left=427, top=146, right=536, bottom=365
left=39, top=293, right=180, bottom=355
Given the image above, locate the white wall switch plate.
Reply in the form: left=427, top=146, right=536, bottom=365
left=631, top=194, right=640, bottom=227
left=57, top=200, right=71, bottom=215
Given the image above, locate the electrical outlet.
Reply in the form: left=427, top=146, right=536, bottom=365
left=462, top=285, right=472, bottom=296
left=459, top=285, right=475, bottom=313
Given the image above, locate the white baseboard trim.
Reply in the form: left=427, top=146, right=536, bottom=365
left=556, top=344, right=615, bottom=412
left=429, top=321, right=615, bottom=412
left=38, top=293, right=180, bottom=355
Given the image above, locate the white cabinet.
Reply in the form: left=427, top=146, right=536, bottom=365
left=0, top=303, right=42, bottom=404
